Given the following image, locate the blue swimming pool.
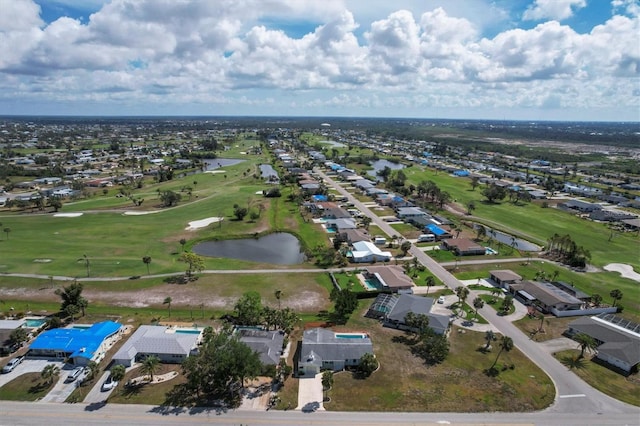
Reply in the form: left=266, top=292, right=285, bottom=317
left=176, top=329, right=202, bottom=334
left=25, top=318, right=47, bottom=328
left=335, top=333, right=368, bottom=339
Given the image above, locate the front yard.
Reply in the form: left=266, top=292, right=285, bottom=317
left=323, top=301, right=554, bottom=412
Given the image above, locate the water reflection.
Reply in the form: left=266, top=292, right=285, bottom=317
left=193, top=233, right=305, bottom=264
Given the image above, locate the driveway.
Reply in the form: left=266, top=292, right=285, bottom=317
left=83, top=371, right=113, bottom=404
left=0, top=359, right=63, bottom=389
left=39, top=364, right=88, bottom=403
left=296, top=373, right=324, bottom=412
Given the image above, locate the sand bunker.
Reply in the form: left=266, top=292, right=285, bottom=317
left=123, top=211, right=161, bottom=216
left=203, top=170, right=226, bottom=174
left=185, top=217, right=223, bottom=230
left=53, top=213, right=83, bottom=217
left=604, top=264, right=640, bottom=282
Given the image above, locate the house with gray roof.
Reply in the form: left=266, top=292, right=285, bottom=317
left=236, top=328, right=284, bottom=366
left=366, top=294, right=450, bottom=335
left=509, top=281, right=585, bottom=314
left=567, top=314, right=640, bottom=374
left=298, top=327, right=374, bottom=375
left=112, top=325, right=201, bottom=367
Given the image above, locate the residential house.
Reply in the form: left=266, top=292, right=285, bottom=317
left=442, top=238, right=486, bottom=256
left=509, top=281, right=585, bottom=314
left=298, top=327, right=374, bottom=375
left=489, top=270, right=522, bottom=289
left=338, top=228, right=371, bottom=244
left=112, top=325, right=202, bottom=367
left=349, top=241, right=392, bottom=263
left=395, top=206, right=429, bottom=220
left=366, top=294, right=450, bottom=335
left=29, top=321, right=122, bottom=366
left=236, top=328, right=285, bottom=366
left=363, top=265, right=415, bottom=292
left=0, top=319, right=26, bottom=355
left=424, top=223, right=452, bottom=240
left=567, top=314, right=640, bottom=374
left=559, top=200, right=602, bottom=213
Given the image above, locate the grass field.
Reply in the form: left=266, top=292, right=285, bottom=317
left=324, top=301, right=554, bottom=412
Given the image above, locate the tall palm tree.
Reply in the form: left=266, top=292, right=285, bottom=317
left=473, top=297, right=485, bottom=319
left=491, top=335, right=514, bottom=370
left=274, top=290, right=282, bottom=310
left=425, top=276, right=435, bottom=295
left=142, top=256, right=152, bottom=275
left=574, top=333, right=597, bottom=359
left=163, top=297, right=172, bottom=317
left=609, top=289, right=623, bottom=307
left=41, top=364, right=60, bottom=385
left=483, top=330, right=496, bottom=351
left=141, top=356, right=160, bottom=382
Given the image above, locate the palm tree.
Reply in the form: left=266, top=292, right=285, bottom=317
left=179, top=238, right=187, bottom=252
left=274, top=290, right=282, bottom=309
left=483, top=330, right=496, bottom=351
left=473, top=297, right=485, bottom=319
left=455, top=286, right=470, bottom=308
left=609, top=289, right=623, bottom=307
left=490, top=287, right=502, bottom=303
left=574, top=333, right=597, bottom=359
left=86, top=361, right=99, bottom=380
left=3, top=227, right=10, bottom=240
left=490, top=335, right=514, bottom=370
left=141, top=356, right=160, bottom=382
left=142, top=256, right=152, bottom=275
left=163, top=297, right=172, bottom=317
left=424, top=276, right=435, bottom=295
left=41, top=364, right=60, bottom=385
left=78, top=254, right=90, bottom=277
left=475, top=225, right=486, bottom=241
left=110, top=364, right=126, bottom=382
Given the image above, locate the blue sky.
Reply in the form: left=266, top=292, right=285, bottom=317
left=0, top=0, right=638, bottom=121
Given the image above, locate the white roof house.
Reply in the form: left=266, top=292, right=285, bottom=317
left=350, top=241, right=392, bottom=263
left=112, top=325, right=202, bottom=367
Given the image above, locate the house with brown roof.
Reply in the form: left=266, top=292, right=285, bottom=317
left=442, top=238, right=485, bottom=256
left=489, top=270, right=522, bottom=289
left=363, top=265, right=415, bottom=292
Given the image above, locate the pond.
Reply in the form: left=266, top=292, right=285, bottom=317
left=367, top=159, right=406, bottom=180
left=476, top=225, right=541, bottom=252
left=192, top=233, right=306, bottom=264
left=204, top=158, right=245, bottom=170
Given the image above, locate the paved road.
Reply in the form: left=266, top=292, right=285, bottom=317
left=315, top=168, right=639, bottom=417
left=0, top=400, right=638, bottom=425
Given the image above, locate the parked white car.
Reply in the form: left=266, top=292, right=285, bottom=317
left=437, top=296, right=446, bottom=304
left=101, top=374, right=118, bottom=391
left=2, top=356, right=24, bottom=373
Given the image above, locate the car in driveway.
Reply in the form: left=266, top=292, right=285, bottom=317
left=65, top=366, right=85, bottom=383
left=101, top=374, right=118, bottom=391
left=437, top=295, right=446, bottom=304
left=2, top=355, right=24, bottom=373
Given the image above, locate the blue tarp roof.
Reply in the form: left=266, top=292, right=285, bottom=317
left=30, top=321, right=121, bottom=360
left=453, top=170, right=469, bottom=177
left=425, top=223, right=446, bottom=236
left=312, top=195, right=328, bottom=201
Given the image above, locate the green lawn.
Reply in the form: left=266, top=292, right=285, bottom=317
left=0, top=373, right=56, bottom=401
left=323, top=301, right=554, bottom=412
left=403, top=167, right=640, bottom=269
